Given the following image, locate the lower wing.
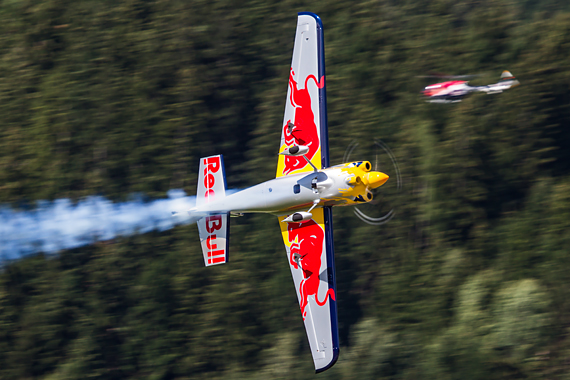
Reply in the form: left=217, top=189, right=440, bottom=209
left=278, top=207, right=339, bottom=372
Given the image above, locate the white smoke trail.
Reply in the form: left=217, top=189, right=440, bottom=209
left=0, top=189, right=197, bottom=260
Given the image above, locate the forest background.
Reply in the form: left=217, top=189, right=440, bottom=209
left=1, top=0, right=570, bottom=379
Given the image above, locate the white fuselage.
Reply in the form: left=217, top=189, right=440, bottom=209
left=190, top=164, right=372, bottom=217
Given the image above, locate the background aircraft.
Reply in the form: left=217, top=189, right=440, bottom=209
left=421, top=71, right=520, bottom=103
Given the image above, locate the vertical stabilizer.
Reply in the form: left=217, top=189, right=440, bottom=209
left=500, top=70, right=515, bottom=80
left=499, top=70, right=520, bottom=87
left=195, top=155, right=230, bottom=266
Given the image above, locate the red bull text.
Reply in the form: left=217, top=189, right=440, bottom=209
left=203, top=156, right=221, bottom=199
left=203, top=156, right=225, bottom=264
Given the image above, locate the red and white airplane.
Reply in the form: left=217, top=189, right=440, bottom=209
left=422, top=71, right=520, bottom=103
left=185, top=13, right=389, bottom=373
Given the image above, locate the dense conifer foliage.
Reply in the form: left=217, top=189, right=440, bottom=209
left=1, top=1, right=570, bottom=378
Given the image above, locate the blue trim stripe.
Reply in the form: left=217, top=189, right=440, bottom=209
left=225, top=212, right=230, bottom=263
left=220, top=154, right=228, bottom=191
left=298, top=12, right=330, bottom=169
left=318, top=205, right=339, bottom=373
left=219, top=154, right=230, bottom=263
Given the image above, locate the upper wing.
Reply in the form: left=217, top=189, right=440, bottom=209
left=279, top=207, right=339, bottom=373
left=276, top=13, right=329, bottom=178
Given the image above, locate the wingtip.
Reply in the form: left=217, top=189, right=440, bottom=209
left=314, top=347, right=339, bottom=374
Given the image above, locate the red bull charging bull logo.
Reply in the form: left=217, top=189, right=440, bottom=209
left=287, top=219, right=335, bottom=319
left=281, top=68, right=324, bottom=176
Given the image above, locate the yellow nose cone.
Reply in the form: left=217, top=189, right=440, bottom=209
left=364, top=171, right=389, bottom=189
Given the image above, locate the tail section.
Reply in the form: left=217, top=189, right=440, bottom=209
left=484, top=70, right=520, bottom=94
left=196, top=155, right=230, bottom=266
left=499, top=70, right=520, bottom=87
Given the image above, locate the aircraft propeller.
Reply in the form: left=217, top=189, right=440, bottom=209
left=343, top=139, right=401, bottom=225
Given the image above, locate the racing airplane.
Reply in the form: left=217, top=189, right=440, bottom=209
left=186, top=13, right=389, bottom=373
left=422, top=70, right=520, bottom=103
